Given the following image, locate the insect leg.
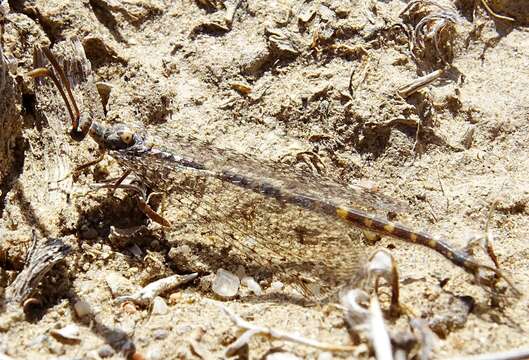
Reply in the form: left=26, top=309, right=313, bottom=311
left=91, top=178, right=171, bottom=227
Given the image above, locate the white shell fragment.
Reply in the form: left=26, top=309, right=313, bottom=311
left=151, top=296, right=169, bottom=315
left=241, top=276, right=262, bottom=296
left=212, top=269, right=240, bottom=298
left=50, top=324, right=81, bottom=344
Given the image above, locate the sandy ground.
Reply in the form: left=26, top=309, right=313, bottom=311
left=0, top=0, right=528, bottom=359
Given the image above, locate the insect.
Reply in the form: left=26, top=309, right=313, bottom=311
left=28, top=39, right=512, bottom=296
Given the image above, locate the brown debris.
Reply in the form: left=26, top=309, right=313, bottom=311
left=5, top=232, right=71, bottom=305
left=266, top=27, right=303, bottom=57
left=400, top=0, right=461, bottom=65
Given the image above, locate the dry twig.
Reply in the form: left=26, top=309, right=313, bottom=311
left=436, top=164, right=450, bottom=213
left=341, top=290, right=393, bottom=360
left=397, top=69, right=444, bottom=98
left=114, top=273, right=198, bottom=306
left=218, top=303, right=355, bottom=356
left=482, top=198, right=500, bottom=268
left=463, top=197, right=502, bottom=269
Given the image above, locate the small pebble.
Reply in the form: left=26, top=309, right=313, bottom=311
left=98, top=344, right=115, bottom=358
left=105, top=271, right=134, bottom=297
left=317, top=352, right=333, bottom=360
left=48, top=340, right=65, bottom=355
left=0, top=2, right=9, bottom=15
left=131, top=351, right=146, bottom=360
left=74, top=300, right=91, bottom=318
left=146, top=346, right=162, bottom=360
left=101, top=244, right=112, bottom=259
left=362, top=229, right=380, bottom=242
left=128, top=244, right=143, bottom=259
left=269, top=281, right=284, bottom=292
left=151, top=297, right=168, bottom=315
left=212, top=269, right=240, bottom=298
left=153, top=329, right=169, bottom=340
left=122, top=302, right=137, bottom=314
left=168, top=292, right=182, bottom=305
left=240, top=40, right=271, bottom=75
left=174, top=324, right=193, bottom=335
left=241, top=276, right=262, bottom=296
left=86, top=350, right=101, bottom=360
left=462, top=124, right=476, bottom=149
left=96, top=81, right=113, bottom=109
left=168, top=245, right=191, bottom=260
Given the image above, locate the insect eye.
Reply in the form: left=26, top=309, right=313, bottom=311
left=120, top=130, right=134, bottom=145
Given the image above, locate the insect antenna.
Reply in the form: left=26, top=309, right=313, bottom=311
left=42, top=47, right=82, bottom=130
left=28, top=46, right=88, bottom=141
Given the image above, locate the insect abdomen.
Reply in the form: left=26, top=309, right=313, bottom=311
left=335, top=207, right=475, bottom=270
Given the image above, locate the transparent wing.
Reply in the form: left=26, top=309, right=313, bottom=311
left=109, top=137, right=409, bottom=296
left=141, top=169, right=367, bottom=296
left=114, top=133, right=409, bottom=216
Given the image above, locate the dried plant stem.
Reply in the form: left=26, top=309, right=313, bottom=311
left=218, top=303, right=355, bottom=355
left=398, top=69, right=444, bottom=98
left=114, top=273, right=198, bottom=306
left=369, top=297, right=393, bottom=360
